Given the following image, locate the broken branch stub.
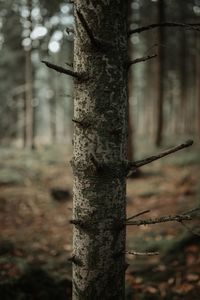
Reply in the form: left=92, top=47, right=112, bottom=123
left=129, top=22, right=200, bottom=35
left=42, top=60, right=81, bottom=79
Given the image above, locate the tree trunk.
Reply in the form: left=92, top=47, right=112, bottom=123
left=49, top=73, right=57, bottom=144
left=155, top=0, right=165, bottom=146
left=127, top=0, right=135, bottom=162
left=196, top=33, right=200, bottom=139
left=179, top=6, right=187, bottom=135
left=72, top=1, right=128, bottom=299
left=24, top=0, right=35, bottom=149
left=25, top=48, right=34, bottom=149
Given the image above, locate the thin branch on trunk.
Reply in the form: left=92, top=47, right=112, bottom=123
left=128, top=140, right=193, bottom=171
left=126, top=250, right=159, bottom=256
left=65, top=62, right=73, bottom=68
left=180, top=221, right=200, bottom=237
left=129, top=22, right=200, bottom=35
left=127, top=54, right=157, bottom=67
left=126, top=210, right=150, bottom=221
left=126, top=213, right=192, bottom=226
left=125, top=263, right=129, bottom=271
left=72, top=118, right=91, bottom=128
left=66, top=27, right=74, bottom=35
left=42, top=60, right=80, bottom=78
left=68, top=255, right=83, bottom=266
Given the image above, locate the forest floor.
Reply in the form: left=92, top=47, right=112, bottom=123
left=0, top=143, right=200, bottom=300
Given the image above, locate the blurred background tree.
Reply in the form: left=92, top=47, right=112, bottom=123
left=0, top=0, right=199, bottom=151
left=0, top=0, right=73, bottom=148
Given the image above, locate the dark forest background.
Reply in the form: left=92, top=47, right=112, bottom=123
left=0, top=0, right=199, bottom=149
left=0, top=0, right=200, bottom=299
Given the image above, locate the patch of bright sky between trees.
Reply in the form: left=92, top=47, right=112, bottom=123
left=21, top=4, right=73, bottom=53
left=18, top=0, right=200, bottom=53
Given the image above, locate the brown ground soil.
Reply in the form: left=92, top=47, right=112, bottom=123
left=0, top=146, right=199, bottom=299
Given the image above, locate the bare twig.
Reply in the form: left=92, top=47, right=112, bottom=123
left=65, top=62, right=73, bottom=68
left=126, top=213, right=192, bottom=226
left=128, top=54, right=157, bottom=67
left=72, top=118, right=84, bottom=126
left=180, top=221, right=200, bottom=237
left=126, top=251, right=159, bottom=256
left=42, top=60, right=80, bottom=78
left=182, top=207, right=200, bottom=216
left=72, top=118, right=91, bottom=129
left=125, top=263, right=129, bottom=271
left=128, top=140, right=193, bottom=171
left=66, top=27, right=74, bottom=35
left=126, top=210, right=150, bottom=222
left=68, top=255, right=83, bottom=266
left=129, top=22, right=200, bottom=35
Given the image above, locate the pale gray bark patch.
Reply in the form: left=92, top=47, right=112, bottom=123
left=72, top=1, right=128, bottom=299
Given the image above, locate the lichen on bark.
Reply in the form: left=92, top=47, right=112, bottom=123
left=72, top=1, right=128, bottom=299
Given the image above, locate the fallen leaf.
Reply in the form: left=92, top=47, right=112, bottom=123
left=168, top=277, right=175, bottom=285
left=186, top=254, right=196, bottom=266
left=145, top=286, right=158, bottom=294
left=186, top=273, right=199, bottom=282
left=174, top=283, right=194, bottom=294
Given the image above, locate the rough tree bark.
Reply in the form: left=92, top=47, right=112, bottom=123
left=127, top=0, right=135, bottom=162
left=72, top=1, right=128, bottom=299
left=196, top=33, right=200, bottom=138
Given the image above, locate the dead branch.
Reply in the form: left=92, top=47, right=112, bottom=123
left=72, top=118, right=84, bottom=126
left=125, top=263, right=129, bottom=271
left=126, top=213, right=192, bottom=226
left=68, top=255, right=83, bottom=266
left=42, top=60, right=80, bottom=78
left=128, top=140, right=193, bottom=171
left=126, top=250, right=159, bottom=256
left=126, top=210, right=150, bottom=222
left=72, top=118, right=91, bottom=128
left=128, top=54, right=157, bottom=67
left=129, top=22, right=200, bottom=35
left=65, top=61, right=73, bottom=68
left=66, top=27, right=74, bottom=35
left=180, top=221, right=200, bottom=237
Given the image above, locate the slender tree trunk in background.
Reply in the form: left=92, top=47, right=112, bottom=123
left=50, top=96, right=57, bottom=143
left=196, top=34, right=200, bottom=139
left=180, top=8, right=187, bottom=134
left=23, top=93, right=27, bottom=148
left=127, top=0, right=135, bottom=162
left=25, top=0, right=35, bottom=149
left=72, top=1, right=128, bottom=299
left=155, top=0, right=165, bottom=146
left=49, top=72, right=57, bottom=143
left=128, top=110, right=134, bottom=161
left=25, top=48, right=34, bottom=149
